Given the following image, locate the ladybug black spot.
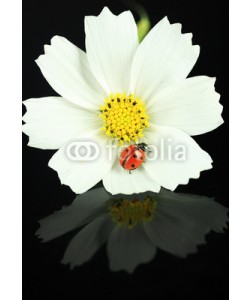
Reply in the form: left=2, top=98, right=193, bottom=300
left=125, top=149, right=129, bottom=152
left=131, top=164, right=135, bottom=168
left=108, top=103, right=111, bottom=108
left=133, top=154, right=137, bottom=158
left=140, top=157, right=143, bottom=160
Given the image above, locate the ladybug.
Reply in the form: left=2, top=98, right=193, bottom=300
left=119, top=143, right=149, bottom=173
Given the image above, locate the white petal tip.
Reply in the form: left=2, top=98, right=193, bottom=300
left=35, top=55, right=42, bottom=65
left=194, top=45, right=200, bottom=54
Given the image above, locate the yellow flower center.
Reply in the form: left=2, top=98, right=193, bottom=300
left=109, top=197, right=157, bottom=229
left=99, top=93, right=150, bottom=145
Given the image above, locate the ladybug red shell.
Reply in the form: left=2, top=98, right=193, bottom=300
left=119, top=143, right=149, bottom=172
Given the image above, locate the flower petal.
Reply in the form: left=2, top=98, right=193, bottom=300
left=36, top=188, right=111, bottom=242
left=23, top=97, right=101, bottom=149
left=48, top=134, right=116, bottom=194
left=157, top=189, right=228, bottom=233
left=144, top=192, right=228, bottom=257
left=62, top=215, right=114, bottom=269
left=103, top=154, right=161, bottom=195
left=85, top=7, right=139, bottom=94
left=147, top=76, right=223, bottom=135
left=129, top=17, right=199, bottom=101
left=144, top=212, right=198, bottom=257
left=143, top=125, right=213, bottom=191
left=36, top=36, right=104, bottom=110
left=107, top=225, right=156, bottom=273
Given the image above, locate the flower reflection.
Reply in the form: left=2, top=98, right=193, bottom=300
left=36, top=188, right=228, bottom=273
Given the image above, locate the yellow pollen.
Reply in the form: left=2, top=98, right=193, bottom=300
left=109, top=197, right=157, bottom=229
left=99, top=93, right=150, bottom=145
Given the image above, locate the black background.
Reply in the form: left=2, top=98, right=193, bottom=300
left=23, top=0, right=228, bottom=299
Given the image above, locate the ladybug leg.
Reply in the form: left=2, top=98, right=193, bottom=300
left=129, top=170, right=132, bottom=174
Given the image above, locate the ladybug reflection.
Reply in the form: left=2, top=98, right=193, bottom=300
left=119, top=143, right=150, bottom=173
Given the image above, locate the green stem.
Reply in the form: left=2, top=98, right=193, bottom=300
left=121, top=0, right=151, bottom=42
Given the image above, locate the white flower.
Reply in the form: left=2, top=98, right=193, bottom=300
left=23, top=7, right=223, bottom=195
left=36, top=188, right=228, bottom=273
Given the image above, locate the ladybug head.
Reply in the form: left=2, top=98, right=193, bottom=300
left=137, top=143, right=149, bottom=152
